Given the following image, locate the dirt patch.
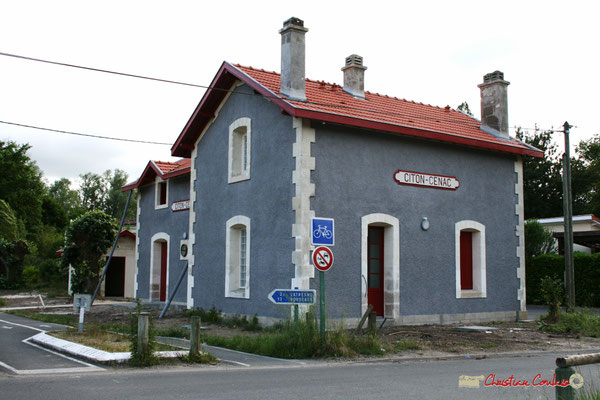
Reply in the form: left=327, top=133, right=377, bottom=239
left=4, top=293, right=600, bottom=357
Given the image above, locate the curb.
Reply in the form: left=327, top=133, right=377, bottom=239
left=30, top=333, right=188, bottom=365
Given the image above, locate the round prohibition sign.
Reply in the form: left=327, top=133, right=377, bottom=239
left=312, top=246, right=334, bottom=271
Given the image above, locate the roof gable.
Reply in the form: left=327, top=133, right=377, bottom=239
left=121, top=158, right=190, bottom=191
left=172, top=62, right=542, bottom=158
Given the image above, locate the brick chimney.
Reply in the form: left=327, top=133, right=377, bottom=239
left=342, top=55, right=367, bottom=99
left=477, top=70, right=510, bottom=137
left=279, top=17, right=308, bottom=101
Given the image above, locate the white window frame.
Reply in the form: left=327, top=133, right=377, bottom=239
left=228, top=117, right=251, bottom=183
left=225, top=215, right=250, bottom=299
left=455, top=220, right=486, bottom=299
left=154, top=177, right=169, bottom=210
left=361, top=213, right=400, bottom=319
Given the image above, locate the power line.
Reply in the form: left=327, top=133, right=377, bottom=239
left=0, top=50, right=563, bottom=133
left=0, top=50, right=486, bottom=129
left=0, top=120, right=172, bottom=145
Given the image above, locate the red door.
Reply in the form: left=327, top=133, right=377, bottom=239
left=160, top=242, right=167, bottom=301
left=460, top=231, right=473, bottom=290
left=368, top=227, right=384, bottom=316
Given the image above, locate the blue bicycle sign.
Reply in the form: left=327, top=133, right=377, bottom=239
left=311, top=217, right=334, bottom=246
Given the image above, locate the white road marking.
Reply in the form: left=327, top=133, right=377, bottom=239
left=2, top=326, right=13, bottom=329
left=39, top=324, right=51, bottom=328
left=0, top=319, right=45, bottom=332
left=0, top=318, right=103, bottom=375
left=223, top=360, right=251, bottom=367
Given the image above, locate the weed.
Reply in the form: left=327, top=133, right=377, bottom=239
left=0, top=297, right=5, bottom=307
left=539, top=309, right=600, bottom=338
left=179, top=352, right=218, bottom=364
left=7, top=310, right=76, bottom=327
left=393, top=339, right=422, bottom=351
left=155, top=327, right=189, bottom=339
left=129, top=300, right=157, bottom=367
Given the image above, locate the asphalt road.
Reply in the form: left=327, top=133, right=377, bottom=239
left=1, top=351, right=599, bottom=399
left=0, top=312, right=102, bottom=375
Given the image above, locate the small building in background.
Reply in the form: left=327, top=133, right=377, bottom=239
left=536, top=215, right=600, bottom=254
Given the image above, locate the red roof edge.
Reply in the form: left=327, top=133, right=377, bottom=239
left=121, top=160, right=190, bottom=191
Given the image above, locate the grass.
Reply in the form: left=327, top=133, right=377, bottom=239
left=51, top=327, right=133, bottom=352
left=393, top=339, right=422, bottom=351
left=539, top=309, right=600, bottom=338
left=0, top=297, right=5, bottom=307
left=201, top=319, right=385, bottom=358
left=8, top=310, right=76, bottom=326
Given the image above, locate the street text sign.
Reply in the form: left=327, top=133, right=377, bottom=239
left=268, top=289, right=316, bottom=305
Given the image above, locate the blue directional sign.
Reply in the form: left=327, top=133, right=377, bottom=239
left=311, top=217, right=334, bottom=246
left=268, top=289, right=316, bottom=305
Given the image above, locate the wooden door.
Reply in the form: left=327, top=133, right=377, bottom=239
left=368, top=226, right=384, bottom=316
left=160, top=242, right=167, bottom=301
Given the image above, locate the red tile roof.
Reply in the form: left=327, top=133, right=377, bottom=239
left=122, top=158, right=190, bottom=191
left=172, top=62, right=542, bottom=158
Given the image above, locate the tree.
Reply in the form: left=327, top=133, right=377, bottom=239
left=516, top=128, right=563, bottom=219
left=48, top=178, right=83, bottom=220
left=0, top=200, right=19, bottom=241
left=62, top=210, right=116, bottom=293
left=524, top=220, right=555, bottom=258
left=41, top=196, right=69, bottom=229
left=457, top=101, right=473, bottom=116
left=79, top=169, right=136, bottom=219
left=572, top=135, right=600, bottom=216
left=0, top=141, right=45, bottom=237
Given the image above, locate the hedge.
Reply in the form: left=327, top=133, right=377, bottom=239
left=526, top=253, right=600, bottom=307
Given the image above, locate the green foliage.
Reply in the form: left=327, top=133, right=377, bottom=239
left=79, top=170, right=136, bottom=219
left=62, top=210, right=116, bottom=293
left=202, top=318, right=385, bottom=359
left=393, top=339, right=422, bottom=351
left=8, top=310, right=76, bottom=326
left=457, top=101, right=473, bottom=116
left=527, top=253, right=600, bottom=307
left=129, top=300, right=157, bottom=366
left=524, top=220, right=555, bottom=258
left=516, top=128, right=563, bottom=219
left=539, top=309, right=600, bottom=338
left=0, top=239, right=29, bottom=286
left=179, top=352, right=217, bottom=364
left=48, top=178, right=83, bottom=220
left=184, top=306, right=223, bottom=324
left=183, top=307, right=262, bottom=331
left=0, top=200, right=19, bottom=241
left=540, top=276, right=564, bottom=321
left=22, top=265, right=41, bottom=288
left=41, top=196, right=68, bottom=229
left=0, top=141, right=45, bottom=238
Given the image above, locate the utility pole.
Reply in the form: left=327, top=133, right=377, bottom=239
left=562, top=121, right=575, bottom=311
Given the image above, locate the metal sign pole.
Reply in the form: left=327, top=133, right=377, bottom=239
left=319, top=270, right=325, bottom=343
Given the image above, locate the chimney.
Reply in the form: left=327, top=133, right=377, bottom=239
left=342, top=55, right=367, bottom=99
left=477, top=70, right=510, bottom=137
left=279, top=17, right=308, bottom=101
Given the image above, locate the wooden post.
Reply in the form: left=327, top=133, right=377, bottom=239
left=138, top=312, right=149, bottom=357
left=368, top=311, right=376, bottom=332
left=555, top=367, right=575, bottom=400
left=557, top=353, right=600, bottom=368
left=355, top=304, right=374, bottom=334
left=189, top=316, right=201, bottom=358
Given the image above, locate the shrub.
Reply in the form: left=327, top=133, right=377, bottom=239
left=129, top=301, right=157, bottom=366
left=540, top=309, right=600, bottom=338
left=22, top=265, right=40, bottom=288
left=540, top=276, right=564, bottom=321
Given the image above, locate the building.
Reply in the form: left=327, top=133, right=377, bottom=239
left=124, top=17, right=543, bottom=325
left=536, top=215, right=600, bottom=254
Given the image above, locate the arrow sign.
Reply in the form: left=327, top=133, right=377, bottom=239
left=268, top=289, right=316, bottom=305
left=312, top=246, right=334, bottom=271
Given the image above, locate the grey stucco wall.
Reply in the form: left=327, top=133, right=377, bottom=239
left=136, top=174, right=189, bottom=303
left=192, top=84, right=296, bottom=318
left=310, top=122, right=520, bottom=319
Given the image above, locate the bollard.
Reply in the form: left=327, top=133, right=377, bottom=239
left=189, top=316, right=201, bottom=358
left=138, top=312, right=149, bottom=357
left=555, top=367, right=575, bottom=400
left=367, top=311, right=376, bottom=332
left=77, top=297, right=85, bottom=333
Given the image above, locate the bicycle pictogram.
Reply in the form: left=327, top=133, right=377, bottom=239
left=313, top=225, right=333, bottom=240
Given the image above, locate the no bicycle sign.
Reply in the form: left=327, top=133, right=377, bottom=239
left=312, top=246, right=334, bottom=271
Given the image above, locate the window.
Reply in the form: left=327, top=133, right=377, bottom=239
left=228, top=117, right=251, bottom=183
left=225, top=216, right=250, bottom=298
left=155, top=178, right=168, bottom=209
left=455, top=220, right=486, bottom=298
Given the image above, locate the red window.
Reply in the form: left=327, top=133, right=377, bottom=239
left=460, top=231, right=473, bottom=290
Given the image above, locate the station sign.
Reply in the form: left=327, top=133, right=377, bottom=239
left=394, top=170, right=459, bottom=191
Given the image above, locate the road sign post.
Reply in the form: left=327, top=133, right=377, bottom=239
left=312, top=246, right=334, bottom=343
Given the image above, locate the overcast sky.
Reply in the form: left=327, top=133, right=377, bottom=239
left=1, top=0, right=598, bottom=187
